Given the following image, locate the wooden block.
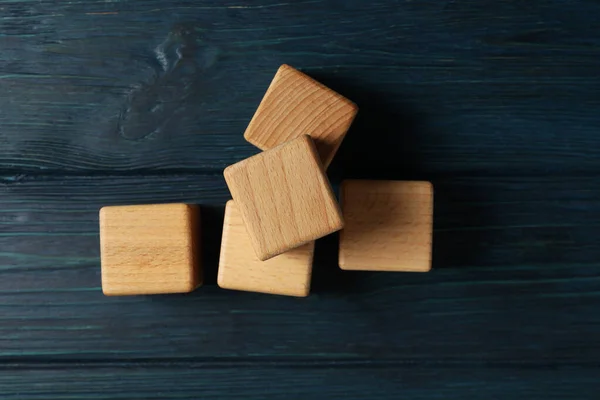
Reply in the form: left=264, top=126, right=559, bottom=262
left=244, top=64, right=358, bottom=168
left=339, top=180, right=433, bottom=272
left=99, top=203, right=201, bottom=295
left=218, top=201, right=314, bottom=297
left=224, top=135, right=343, bottom=261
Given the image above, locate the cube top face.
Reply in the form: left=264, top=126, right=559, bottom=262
left=224, top=135, right=343, bottom=261
left=100, top=203, right=200, bottom=295
left=339, top=180, right=433, bottom=272
left=244, top=64, right=358, bottom=168
left=218, top=201, right=314, bottom=297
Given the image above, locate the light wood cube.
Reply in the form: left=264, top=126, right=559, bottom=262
left=339, top=180, right=433, bottom=272
left=224, top=135, right=343, bottom=261
left=99, top=203, right=201, bottom=295
left=244, top=64, right=358, bottom=168
left=218, top=201, right=314, bottom=297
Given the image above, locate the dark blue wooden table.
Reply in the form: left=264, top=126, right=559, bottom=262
left=1, top=1, right=599, bottom=398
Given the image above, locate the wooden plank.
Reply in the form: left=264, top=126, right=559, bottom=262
left=0, top=1, right=599, bottom=174
left=0, top=174, right=598, bottom=361
left=0, top=364, right=598, bottom=399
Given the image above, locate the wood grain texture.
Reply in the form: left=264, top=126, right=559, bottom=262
left=0, top=174, right=599, bottom=363
left=224, top=135, right=342, bottom=260
left=339, top=180, right=433, bottom=272
left=1, top=365, right=599, bottom=400
left=218, top=200, right=314, bottom=297
left=244, top=64, right=358, bottom=168
left=100, top=203, right=201, bottom=295
left=0, top=0, right=598, bottom=176
left=1, top=0, right=600, bottom=397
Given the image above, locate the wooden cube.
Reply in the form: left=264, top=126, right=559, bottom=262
left=339, top=180, right=433, bottom=272
left=99, top=203, right=201, bottom=295
left=224, top=135, right=343, bottom=261
left=218, top=201, right=314, bottom=297
left=244, top=64, right=358, bottom=168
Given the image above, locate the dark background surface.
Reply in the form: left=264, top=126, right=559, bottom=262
left=1, top=0, right=599, bottom=398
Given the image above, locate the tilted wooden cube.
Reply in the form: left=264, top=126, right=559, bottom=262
left=224, top=135, right=343, bottom=261
left=99, top=203, right=201, bottom=295
left=218, top=201, right=314, bottom=297
left=244, top=64, right=358, bottom=168
left=339, top=180, right=433, bottom=272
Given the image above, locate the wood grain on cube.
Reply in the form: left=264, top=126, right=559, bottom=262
left=244, top=64, right=358, bottom=168
left=100, top=203, right=201, bottom=295
left=224, top=135, right=343, bottom=261
left=218, top=201, right=314, bottom=297
left=339, top=180, right=433, bottom=272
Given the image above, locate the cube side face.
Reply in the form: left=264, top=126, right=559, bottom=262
left=218, top=201, right=313, bottom=297
left=244, top=64, right=358, bottom=168
left=100, top=203, right=200, bottom=295
left=224, top=136, right=343, bottom=260
left=186, top=205, right=202, bottom=289
left=339, top=180, right=433, bottom=272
